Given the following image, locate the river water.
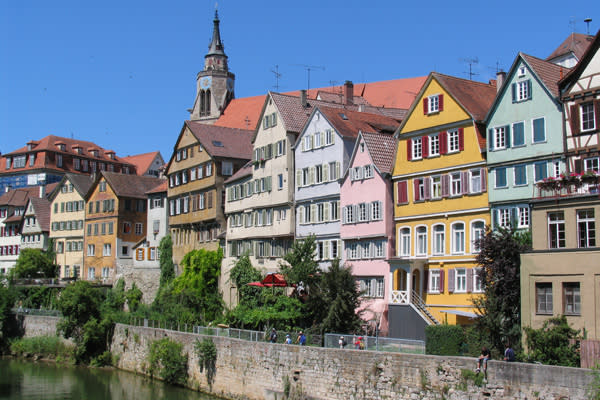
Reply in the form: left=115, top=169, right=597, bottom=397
left=0, top=358, right=222, bottom=400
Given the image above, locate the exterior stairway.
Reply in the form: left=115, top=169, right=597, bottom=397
left=410, top=291, right=439, bottom=325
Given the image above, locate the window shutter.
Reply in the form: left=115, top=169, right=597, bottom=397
left=310, top=134, right=314, bottom=149
left=569, top=104, right=580, bottom=135
left=458, top=128, right=464, bottom=151
left=301, top=138, right=305, bottom=151
left=467, top=268, right=473, bottom=293
left=424, top=270, right=429, bottom=291
left=397, top=181, right=408, bottom=204
left=423, top=177, right=431, bottom=200
left=511, top=83, right=516, bottom=103
left=266, top=176, right=272, bottom=191
left=298, top=206, right=304, bottom=224
left=407, top=139, right=412, bottom=161
left=505, top=125, right=511, bottom=148
left=438, top=94, right=444, bottom=111
left=595, top=100, right=600, bottom=130
left=480, top=168, right=487, bottom=192
left=527, top=79, right=532, bottom=100
left=441, top=174, right=450, bottom=197
left=323, top=163, right=329, bottom=181
left=439, top=269, right=445, bottom=292
left=574, top=159, right=583, bottom=174
left=422, top=136, right=429, bottom=158
left=413, top=179, right=421, bottom=201
left=511, top=208, right=518, bottom=228
left=336, top=162, right=340, bottom=180
left=309, top=167, right=315, bottom=185
left=296, top=170, right=302, bottom=187
left=324, top=202, right=330, bottom=221
left=448, top=269, right=455, bottom=293
left=461, top=171, right=469, bottom=195
left=423, top=98, right=428, bottom=114
left=487, top=129, right=494, bottom=151
left=440, top=131, right=447, bottom=154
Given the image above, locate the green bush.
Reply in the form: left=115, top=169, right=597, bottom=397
left=195, top=338, right=217, bottom=385
left=10, top=336, right=75, bottom=362
left=426, top=325, right=465, bottom=355
left=148, top=338, right=188, bottom=386
left=524, top=315, right=580, bottom=366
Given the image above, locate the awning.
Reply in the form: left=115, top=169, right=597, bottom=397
left=440, top=310, right=480, bottom=318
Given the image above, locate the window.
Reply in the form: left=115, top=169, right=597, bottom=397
left=56, top=154, right=63, bottom=168
left=122, top=246, right=129, bottom=256
left=497, top=208, right=511, bottom=228
left=429, top=270, right=441, bottom=293
left=469, top=170, right=481, bottom=193
left=514, top=80, right=531, bottom=102
left=512, top=121, right=525, bottom=146
left=536, top=283, right=553, bottom=315
left=347, top=242, right=358, bottom=259
left=303, top=134, right=312, bottom=151
left=452, top=223, right=465, bottom=254
left=328, top=161, right=339, bottom=181
left=103, top=243, right=111, bottom=256
left=563, top=282, right=581, bottom=315
left=427, top=94, right=440, bottom=113
left=123, top=222, right=131, bottom=234
left=431, top=175, right=442, bottom=199
left=455, top=268, right=467, bottom=292
left=135, top=223, right=143, bottom=235
left=448, top=129, right=460, bottom=153
left=330, top=200, right=339, bottom=221
left=399, top=227, right=411, bottom=256
left=416, top=226, right=427, bottom=256
left=88, top=267, right=96, bottom=280
left=371, top=201, right=381, bottom=220
left=222, top=161, right=233, bottom=176
left=315, top=165, right=323, bottom=184
left=302, top=167, right=310, bottom=186
left=303, top=204, right=311, bottom=224
left=314, top=131, right=322, bottom=148
left=358, top=203, right=368, bottom=222
left=363, top=164, right=373, bottom=179
left=514, top=165, right=527, bottom=186
left=548, top=212, right=565, bottom=249
left=450, top=172, right=462, bottom=196
left=432, top=224, right=445, bottom=255
left=344, top=205, right=355, bottom=224
left=429, top=134, right=439, bottom=156
left=206, top=163, right=212, bottom=176
left=316, top=203, right=324, bottom=223
left=585, top=157, right=600, bottom=173
left=149, top=247, right=157, bottom=260
left=473, top=268, right=483, bottom=293
left=518, top=207, right=530, bottom=228
left=581, top=102, right=596, bottom=132
left=532, top=118, right=545, bottom=143
left=278, top=174, right=284, bottom=190
left=495, top=168, right=507, bottom=188
left=412, top=137, right=422, bottom=159
left=577, top=209, right=596, bottom=248
left=102, top=267, right=110, bottom=279
left=494, top=126, right=506, bottom=150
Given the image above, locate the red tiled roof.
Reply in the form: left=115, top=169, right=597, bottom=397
left=521, top=53, right=570, bottom=98
left=318, top=106, right=400, bottom=140
left=559, top=30, right=600, bottom=93
left=28, top=197, right=51, bottom=232
left=146, top=180, right=167, bottom=194
left=0, top=186, right=42, bottom=207
left=185, top=121, right=253, bottom=160
left=213, top=95, right=267, bottom=130
left=361, top=131, right=397, bottom=175
left=315, top=91, right=370, bottom=105
left=122, top=151, right=163, bottom=176
left=101, top=172, right=164, bottom=199
left=546, top=33, right=594, bottom=62
left=433, top=73, right=497, bottom=122
left=225, top=161, right=254, bottom=184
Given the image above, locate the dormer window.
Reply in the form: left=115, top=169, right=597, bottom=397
left=424, top=94, right=443, bottom=114
left=518, top=66, right=526, bottom=77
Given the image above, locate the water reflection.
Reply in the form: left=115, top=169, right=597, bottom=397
left=0, top=359, right=220, bottom=400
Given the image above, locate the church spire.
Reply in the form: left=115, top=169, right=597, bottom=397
left=207, top=9, right=225, bottom=57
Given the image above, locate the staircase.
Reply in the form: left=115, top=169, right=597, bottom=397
left=410, top=291, right=439, bottom=325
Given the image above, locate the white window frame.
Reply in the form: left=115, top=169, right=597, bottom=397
left=450, top=172, right=462, bottom=196
left=427, top=94, right=440, bottom=114
left=494, top=126, right=506, bottom=150
left=471, top=220, right=485, bottom=253
left=469, top=169, right=481, bottom=193
left=415, top=226, right=427, bottom=256
left=451, top=222, right=465, bottom=254
left=429, top=269, right=441, bottom=293
left=516, top=80, right=530, bottom=102
left=399, top=227, right=411, bottom=257
left=432, top=224, right=445, bottom=255
left=448, top=129, right=460, bottom=153
left=518, top=207, right=530, bottom=228
left=498, top=208, right=511, bottom=228
left=581, top=102, right=596, bottom=132
left=412, top=137, right=423, bottom=160
left=455, top=268, right=467, bottom=293
left=429, top=134, right=440, bottom=156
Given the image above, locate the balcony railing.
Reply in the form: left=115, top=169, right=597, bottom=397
left=390, top=290, right=409, bottom=304
left=536, top=182, right=599, bottom=199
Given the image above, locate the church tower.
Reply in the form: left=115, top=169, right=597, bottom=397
left=190, top=9, right=235, bottom=123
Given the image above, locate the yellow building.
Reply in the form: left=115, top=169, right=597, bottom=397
left=48, top=174, right=93, bottom=279
left=390, top=73, right=496, bottom=334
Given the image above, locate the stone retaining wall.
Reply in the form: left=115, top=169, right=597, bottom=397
left=111, top=323, right=594, bottom=400
left=20, top=314, right=60, bottom=338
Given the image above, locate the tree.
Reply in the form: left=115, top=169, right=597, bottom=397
left=11, top=248, right=57, bottom=279
left=229, top=254, right=262, bottom=306
left=158, top=235, right=175, bottom=287
left=279, top=235, right=319, bottom=288
left=524, top=315, right=580, bottom=366
left=0, top=285, right=17, bottom=350
left=319, top=259, right=362, bottom=334
left=473, top=226, right=531, bottom=356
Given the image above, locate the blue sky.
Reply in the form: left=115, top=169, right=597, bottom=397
left=1, top=0, right=598, bottom=159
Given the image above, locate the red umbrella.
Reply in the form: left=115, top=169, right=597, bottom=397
left=247, top=281, right=265, bottom=287
left=261, top=273, right=288, bottom=287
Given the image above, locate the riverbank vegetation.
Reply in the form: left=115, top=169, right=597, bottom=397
left=9, top=335, right=75, bottom=363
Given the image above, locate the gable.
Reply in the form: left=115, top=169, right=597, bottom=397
left=399, top=79, right=471, bottom=134
left=566, top=49, right=600, bottom=96
left=166, top=126, right=200, bottom=175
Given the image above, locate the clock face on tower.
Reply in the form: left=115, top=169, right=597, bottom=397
left=227, top=78, right=234, bottom=91
left=200, top=76, right=212, bottom=90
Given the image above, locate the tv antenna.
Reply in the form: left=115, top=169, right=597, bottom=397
left=460, top=57, right=479, bottom=80
left=291, top=64, right=325, bottom=91
left=569, top=16, right=577, bottom=33
left=271, top=65, right=282, bottom=91
left=585, top=18, right=593, bottom=35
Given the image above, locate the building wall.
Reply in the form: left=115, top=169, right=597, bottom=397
left=50, top=182, right=86, bottom=278
left=20, top=202, right=47, bottom=251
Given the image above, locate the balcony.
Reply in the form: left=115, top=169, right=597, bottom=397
left=536, top=173, right=600, bottom=199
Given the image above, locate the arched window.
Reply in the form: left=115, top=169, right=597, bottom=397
left=471, top=220, right=485, bottom=253
left=432, top=224, right=445, bottom=255
left=399, top=227, right=411, bottom=257
left=200, top=90, right=212, bottom=116
left=451, top=222, right=465, bottom=254
left=416, top=226, right=427, bottom=256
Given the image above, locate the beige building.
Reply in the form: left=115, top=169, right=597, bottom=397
left=48, top=174, right=93, bottom=279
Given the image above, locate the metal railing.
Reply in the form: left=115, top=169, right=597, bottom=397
left=12, top=308, right=62, bottom=317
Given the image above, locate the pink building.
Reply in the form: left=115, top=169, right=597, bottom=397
left=340, top=131, right=396, bottom=336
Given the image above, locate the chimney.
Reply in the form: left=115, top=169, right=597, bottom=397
left=39, top=185, right=45, bottom=198
left=496, top=71, right=506, bottom=93
left=300, top=90, right=307, bottom=107
left=343, top=80, right=354, bottom=105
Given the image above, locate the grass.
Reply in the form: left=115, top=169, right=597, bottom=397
left=10, top=336, right=75, bottom=363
